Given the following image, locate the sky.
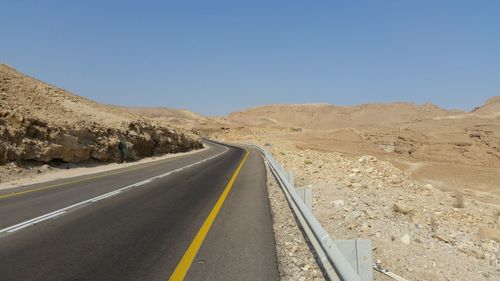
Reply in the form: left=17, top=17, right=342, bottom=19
left=1, top=0, right=499, bottom=115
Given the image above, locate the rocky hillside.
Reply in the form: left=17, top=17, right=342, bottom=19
left=113, top=106, right=219, bottom=129
left=0, top=64, right=202, bottom=166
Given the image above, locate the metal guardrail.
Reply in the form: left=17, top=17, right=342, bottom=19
left=249, top=144, right=370, bottom=281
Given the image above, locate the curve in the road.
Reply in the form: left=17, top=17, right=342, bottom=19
left=0, top=141, right=279, bottom=281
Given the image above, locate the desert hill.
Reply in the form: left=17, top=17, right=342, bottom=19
left=0, top=64, right=141, bottom=129
left=0, top=64, right=202, bottom=168
left=224, top=102, right=462, bottom=129
left=472, top=96, right=500, bottom=118
left=215, top=98, right=500, bottom=204
left=113, top=106, right=219, bottom=128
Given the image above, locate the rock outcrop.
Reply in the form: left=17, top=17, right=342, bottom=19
left=0, top=112, right=201, bottom=164
left=0, top=64, right=202, bottom=166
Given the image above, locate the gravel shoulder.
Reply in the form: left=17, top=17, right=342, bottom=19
left=266, top=163, right=325, bottom=281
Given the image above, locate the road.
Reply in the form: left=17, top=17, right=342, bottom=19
left=0, top=141, right=279, bottom=281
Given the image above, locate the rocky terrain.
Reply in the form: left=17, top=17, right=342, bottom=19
left=226, top=137, right=500, bottom=280
left=284, top=148, right=498, bottom=281
left=215, top=99, right=500, bottom=202
left=210, top=99, right=500, bottom=280
left=0, top=64, right=202, bottom=184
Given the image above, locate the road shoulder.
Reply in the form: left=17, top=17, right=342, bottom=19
left=185, top=148, right=280, bottom=280
left=0, top=144, right=209, bottom=191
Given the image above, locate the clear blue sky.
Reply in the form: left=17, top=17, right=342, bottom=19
left=2, top=0, right=499, bottom=115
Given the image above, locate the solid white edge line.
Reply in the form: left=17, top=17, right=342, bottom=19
left=0, top=145, right=229, bottom=235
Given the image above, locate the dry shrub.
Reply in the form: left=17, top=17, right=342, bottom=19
left=430, top=216, right=438, bottom=233
left=453, top=192, right=464, bottom=208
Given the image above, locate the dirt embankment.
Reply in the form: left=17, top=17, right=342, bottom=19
left=0, top=64, right=202, bottom=183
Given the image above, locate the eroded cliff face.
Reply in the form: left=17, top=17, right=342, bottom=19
left=0, top=112, right=202, bottom=164
left=0, top=64, right=202, bottom=166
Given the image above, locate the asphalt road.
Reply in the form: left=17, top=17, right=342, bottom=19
left=0, top=141, right=279, bottom=281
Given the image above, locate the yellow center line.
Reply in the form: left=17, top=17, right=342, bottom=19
left=168, top=149, right=250, bottom=281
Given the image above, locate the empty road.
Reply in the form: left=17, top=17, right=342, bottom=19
left=0, top=141, right=279, bottom=281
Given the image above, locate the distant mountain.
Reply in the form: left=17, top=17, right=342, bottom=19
left=223, top=102, right=461, bottom=129
left=112, top=106, right=219, bottom=128
left=471, top=96, right=500, bottom=117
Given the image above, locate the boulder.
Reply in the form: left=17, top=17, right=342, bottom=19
left=478, top=225, right=500, bottom=242
left=393, top=202, right=414, bottom=215
left=0, top=142, right=8, bottom=163
left=26, top=125, right=48, bottom=140
left=400, top=234, right=411, bottom=245
left=5, top=113, right=23, bottom=127
left=332, top=200, right=345, bottom=207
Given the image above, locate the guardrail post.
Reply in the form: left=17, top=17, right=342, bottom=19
left=288, top=170, right=294, bottom=187
left=295, top=186, right=312, bottom=210
left=335, top=240, right=373, bottom=281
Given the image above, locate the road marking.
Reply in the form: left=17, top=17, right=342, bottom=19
left=168, top=149, right=249, bottom=281
left=0, top=147, right=229, bottom=236
left=6, top=211, right=66, bottom=233
left=0, top=145, right=216, bottom=200
left=90, top=190, right=122, bottom=202
left=0, top=162, right=169, bottom=200
left=0, top=210, right=67, bottom=233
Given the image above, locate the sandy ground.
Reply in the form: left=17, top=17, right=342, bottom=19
left=0, top=145, right=208, bottom=190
